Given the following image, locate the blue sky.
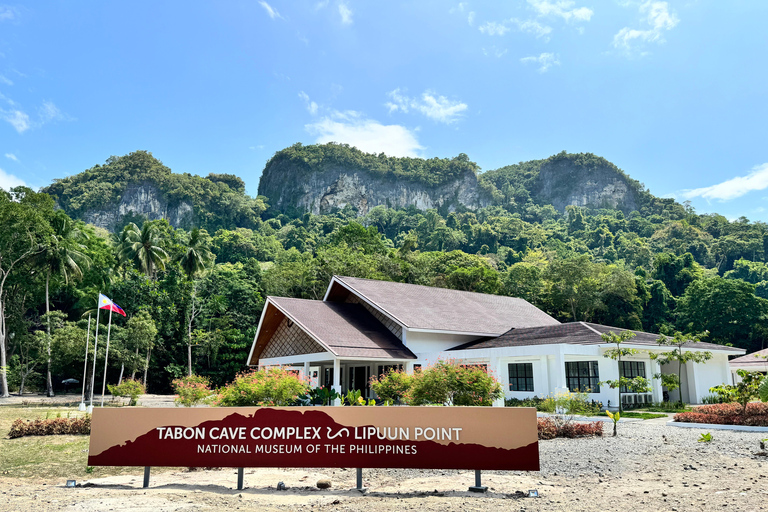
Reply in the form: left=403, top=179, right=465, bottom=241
left=1, top=1, right=767, bottom=221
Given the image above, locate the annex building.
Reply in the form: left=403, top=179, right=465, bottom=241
left=248, top=276, right=743, bottom=407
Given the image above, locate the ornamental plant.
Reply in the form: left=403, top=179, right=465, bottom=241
left=650, top=331, right=712, bottom=406
left=709, top=370, right=765, bottom=416
left=405, top=360, right=503, bottom=406
left=107, top=379, right=145, bottom=406
left=369, top=369, right=413, bottom=404
left=214, top=367, right=310, bottom=407
left=172, top=374, right=213, bottom=407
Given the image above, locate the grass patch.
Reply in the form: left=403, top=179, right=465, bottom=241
left=619, top=412, right=667, bottom=420
left=0, top=406, right=174, bottom=480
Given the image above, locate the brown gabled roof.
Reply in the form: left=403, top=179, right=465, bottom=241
left=328, top=276, right=560, bottom=335
left=448, top=322, right=745, bottom=353
left=729, top=348, right=768, bottom=367
left=266, top=297, right=416, bottom=360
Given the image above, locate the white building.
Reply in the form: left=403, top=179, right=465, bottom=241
left=248, top=276, right=743, bottom=406
left=729, top=348, right=768, bottom=384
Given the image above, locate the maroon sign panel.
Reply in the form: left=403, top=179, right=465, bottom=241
left=88, top=407, right=539, bottom=471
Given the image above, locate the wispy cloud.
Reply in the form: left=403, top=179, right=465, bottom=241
left=338, top=2, right=353, bottom=24
left=1, top=95, right=66, bottom=133
left=479, top=18, right=553, bottom=39
left=482, top=46, right=508, bottom=58
left=520, top=52, right=561, bottom=72
left=298, top=91, right=318, bottom=115
left=681, top=163, right=768, bottom=201
left=305, top=110, right=424, bottom=158
left=2, top=109, right=30, bottom=133
left=528, top=0, right=593, bottom=22
left=479, top=21, right=510, bottom=36
left=0, top=6, right=17, bottom=22
left=613, top=1, right=678, bottom=53
left=258, top=1, right=282, bottom=20
left=0, top=167, right=26, bottom=190
left=5, top=153, right=18, bottom=162
left=385, top=88, right=468, bottom=124
left=0, top=75, right=12, bottom=86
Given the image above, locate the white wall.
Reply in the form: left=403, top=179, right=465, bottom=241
left=689, top=353, right=732, bottom=403
left=404, top=330, right=480, bottom=353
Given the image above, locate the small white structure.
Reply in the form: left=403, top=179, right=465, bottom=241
left=729, top=348, right=768, bottom=384
left=248, top=276, right=744, bottom=406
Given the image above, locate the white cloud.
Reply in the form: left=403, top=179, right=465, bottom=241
left=298, top=91, right=318, bottom=115
left=510, top=18, right=553, bottom=39
left=681, top=163, right=768, bottom=201
left=305, top=110, right=424, bottom=157
left=2, top=109, right=30, bottom=133
left=520, top=52, right=561, bottom=72
left=528, top=0, right=593, bottom=22
left=467, top=11, right=476, bottom=26
left=39, top=101, right=63, bottom=122
left=613, top=1, right=678, bottom=52
left=5, top=153, right=18, bottom=162
left=258, top=1, right=282, bottom=20
left=478, top=17, right=552, bottom=40
left=385, top=88, right=468, bottom=124
left=482, top=46, right=508, bottom=58
left=339, top=2, right=353, bottom=24
left=0, top=6, right=16, bottom=22
left=0, top=75, right=12, bottom=86
left=479, top=21, right=510, bottom=36
left=0, top=167, right=26, bottom=190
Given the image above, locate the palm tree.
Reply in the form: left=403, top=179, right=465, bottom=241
left=119, top=222, right=169, bottom=280
left=177, top=228, right=214, bottom=280
left=36, top=212, right=91, bottom=396
left=176, top=228, right=214, bottom=375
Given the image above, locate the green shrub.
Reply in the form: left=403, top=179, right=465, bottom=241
left=370, top=369, right=413, bottom=404
left=107, top=379, right=145, bottom=406
left=173, top=375, right=213, bottom=407
left=406, top=360, right=503, bottom=406
left=214, top=367, right=310, bottom=407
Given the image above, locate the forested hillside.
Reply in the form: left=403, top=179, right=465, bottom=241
left=2, top=147, right=767, bottom=398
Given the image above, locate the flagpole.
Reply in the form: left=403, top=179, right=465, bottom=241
left=78, top=313, right=92, bottom=411
left=88, top=303, right=101, bottom=412
left=100, top=308, right=113, bottom=407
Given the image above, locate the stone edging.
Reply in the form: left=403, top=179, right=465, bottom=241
left=666, top=420, right=768, bottom=432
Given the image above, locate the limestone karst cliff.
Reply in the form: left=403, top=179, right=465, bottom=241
left=258, top=143, right=491, bottom=215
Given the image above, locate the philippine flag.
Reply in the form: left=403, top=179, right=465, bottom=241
left=98, top=293, right=127, bottom=317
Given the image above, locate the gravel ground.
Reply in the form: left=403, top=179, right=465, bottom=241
left=2, top=398, right=767, bottom=511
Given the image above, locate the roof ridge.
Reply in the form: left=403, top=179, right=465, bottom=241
left=267, top=298, right=338, bottom=357
left=581, top=322, right=603, bottom=336
left=334, top=276, right=411, bottom=329
left=336, top=275, right=533, bottom=303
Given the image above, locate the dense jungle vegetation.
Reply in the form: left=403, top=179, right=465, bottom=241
left=2, top=147, right=768, bottom=397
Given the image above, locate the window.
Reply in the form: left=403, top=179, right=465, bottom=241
left=377, top=364, right=403, bottom=377
left=565, top=361, right=600, bottom=393
left=619, top=361, right=646, bottom=393
left=508, top=363, right=534, bottom=392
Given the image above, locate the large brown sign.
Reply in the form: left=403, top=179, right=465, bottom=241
left=88, top=407, right=538, bottom=471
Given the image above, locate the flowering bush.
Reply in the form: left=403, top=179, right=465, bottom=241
left=369, top=369, right=413, bottom=404
left=537, top=418, right=603, bottom=440
left=8, top=416, right=91, bottom=439
left=370, top=361, right=502, bottom=406
left=674, top=402, right=768, bottom=426
left=214, top=367, right=310, bottom=407
left=173, top=374, right=213, bottom=407
left=407, top=360, right=503, bottom=406
left=107, top=379, right=145, bottom=406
